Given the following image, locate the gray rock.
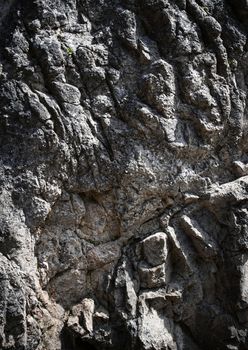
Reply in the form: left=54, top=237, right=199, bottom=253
left=138, top=262, right=169, bottom=289
left=141, top=231, right=169, bottom=266
left=0, top=0, right=248, bottom=349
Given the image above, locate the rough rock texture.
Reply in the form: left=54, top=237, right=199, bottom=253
left=1, top=0, right=248, bottom=349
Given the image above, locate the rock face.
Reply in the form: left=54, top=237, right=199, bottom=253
left=0, top=0, right=248, bottom=349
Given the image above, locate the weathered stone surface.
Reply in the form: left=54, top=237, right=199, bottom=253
left=141, top=231, right=169, bottom=266
left=1, top=0, right=248, bottom=349
left=138, top=262, right=169, bottom=289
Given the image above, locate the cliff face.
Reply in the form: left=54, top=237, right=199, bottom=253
left=0, top=0, right=248, bottom=349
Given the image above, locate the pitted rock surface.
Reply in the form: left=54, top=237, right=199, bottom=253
left=0, top=0, right=248, bottom=349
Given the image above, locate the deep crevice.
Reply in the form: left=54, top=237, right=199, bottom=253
left=61, top=327, right=98, bottom=350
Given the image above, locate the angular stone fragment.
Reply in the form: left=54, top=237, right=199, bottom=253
left=52, top=82, right=81, bottom=104
left=138, top=308, right=176, bottom=350
left=142, top=231, right=169, bottom=266
left=180, top=215, right=218, bottom=258
left=81, top=298, right=95, bottom=333
left=67, top=299, right=95, bottom=335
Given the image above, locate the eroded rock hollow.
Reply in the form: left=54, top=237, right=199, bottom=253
left=1, top=0, right=248, bottom=349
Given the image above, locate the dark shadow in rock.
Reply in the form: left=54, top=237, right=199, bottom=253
left=61, top=326, right=98, bottom=350
left=75, top=339, right=98, bottom=350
